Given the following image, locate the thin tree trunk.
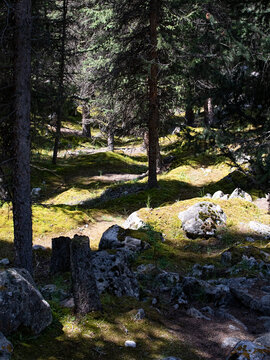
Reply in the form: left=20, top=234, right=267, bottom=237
left=204, top=98, right=214, bottom=126
left=107, top=129, right=114, bottom=152
left=144, top=130, right=162, bottom=172
left=82, top=104, right=91, bottom=138
left=52, top=0, right=68, bottom=164
left=13, top=0, right=33, bottom=274
left=148, top=0, right=159, bottom=188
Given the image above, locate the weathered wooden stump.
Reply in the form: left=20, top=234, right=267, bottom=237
left=50, top=236, right=71, bottom=274
left=70, top=235, right=102, bottom=314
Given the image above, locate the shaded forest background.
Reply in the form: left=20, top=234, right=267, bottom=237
left=0, top=0, right=269, bottom=271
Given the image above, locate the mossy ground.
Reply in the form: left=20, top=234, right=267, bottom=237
left=2, top=125, right=270, bottom=359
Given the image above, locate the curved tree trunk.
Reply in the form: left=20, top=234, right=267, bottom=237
left=13, top=0, right=33, bottom=274
left=148, top=0, right=159, bottom=188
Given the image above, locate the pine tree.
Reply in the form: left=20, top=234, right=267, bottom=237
left=12, top=0, right=33, bottom=274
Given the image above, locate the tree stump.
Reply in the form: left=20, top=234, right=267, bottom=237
left=50, top=236, right=71, bottom=274
left=70, top=235, right=102, bottom=314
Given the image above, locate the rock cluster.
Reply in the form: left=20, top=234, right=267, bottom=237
left=207, top=188, right=252, bottom=202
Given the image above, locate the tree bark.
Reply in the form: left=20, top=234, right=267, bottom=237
left=52, top=0, right=68, bottom=164
left=107, top=129, right=114, bottom=152
left=50, top=236, right=71, bottom=274
left=144, top=130, right=162, bottom=172
left=12, top=0, right=33, bottom=274
left=148, top=0, right=159, bottom=188
left=70, top=235, right=102, bottom=314
left=82, top=103, right=91, bottom=138
left=204, top=98, right=214, bottom=126
left=185, top=106, right=195, bottom=126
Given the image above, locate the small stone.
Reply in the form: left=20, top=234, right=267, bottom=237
left=201, top=306, right=214, bottom=316
left=32, top=245, right=46, bottom=251
left=60, top=297, right=75, bottom=309
left=0, top=259, right=9, bottom=266
left=221, top=336, right=240, bottom=348
left=228, top=324, right=240, bottom=331
left=134, top=308, right=145, bottom=321
left=31, top=187, right=41, bottom=197
left=152, top=298, right=158, bottom=306
left=173, top=304, right=179, bottom=310
left=186, top=307, right=211, bottom=320
left=125, top=340, right=136, bottom=348
left=123, top=211, right=146, bottom=230
left=212, top=191, right=224, bottom=199
left=246, top=237, right=255, bottom=243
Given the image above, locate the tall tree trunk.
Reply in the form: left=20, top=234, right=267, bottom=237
left=148, top=0, right=159, bottom=188
left=204, top=98, right=214, bottom=126
left=52, top=0, right=68, bottom=164
left=144, top=130, right=162, bottom=172
left=107, top=128, right=114, bottom=152
left=13, top=0, right=33, bottom=274
left=82, top=103, right=91, bottom=138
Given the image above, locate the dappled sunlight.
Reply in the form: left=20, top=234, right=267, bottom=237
left=11, top=298, right=202, bottom=360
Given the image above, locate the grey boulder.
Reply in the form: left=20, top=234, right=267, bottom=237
left=229, top=188, right=252, bottom=202
left=0, top=332, right=13, bottom=360
left=99, top=225, right=149, bottom=252
left=0, top=268, right=52, bottom=335
left=122, top=211, right=146, bottom=230
left=249, top=221, right=270, bottom=238
left=178, top=202, right=226, bottom=237
left=226, top=340, right=270, bottom=360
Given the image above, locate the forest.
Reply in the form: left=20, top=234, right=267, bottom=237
left=0, top=1, right=270, bottom=359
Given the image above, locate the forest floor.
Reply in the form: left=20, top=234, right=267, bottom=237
left=1, top=124, right=270, bottom=360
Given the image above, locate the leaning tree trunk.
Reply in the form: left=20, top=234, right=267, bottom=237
left=82, top=103, right=91, bottom=138
left=148, top=0, right=159, bottom=188
left=52, top=0, right=68, bottom=164
left=12, top=0, right=33, bottom=274
left=204, top=98, right=214, bottom=126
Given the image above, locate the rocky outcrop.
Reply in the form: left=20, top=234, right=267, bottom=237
left=92, top=250, right=139, bottom=298
left=178, top=202, right=226, bottom=238
left=0, top=268, right=52, bottom=335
